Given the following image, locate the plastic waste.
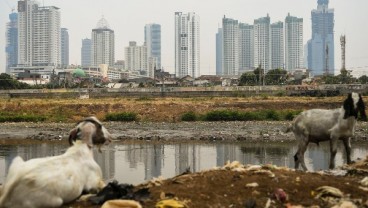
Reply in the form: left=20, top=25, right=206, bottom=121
left=155, top=199, right=188, bottom=208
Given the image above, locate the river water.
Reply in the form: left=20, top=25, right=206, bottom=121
left=1, top=141, right=368, bottom=185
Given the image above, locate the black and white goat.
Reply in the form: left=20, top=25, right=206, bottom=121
left=286, top=92, right=366, bottom=171
left=0, top=116, right=112, bottom=208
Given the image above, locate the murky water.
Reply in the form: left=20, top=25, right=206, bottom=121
left=1, top=141, right=368, bottom=185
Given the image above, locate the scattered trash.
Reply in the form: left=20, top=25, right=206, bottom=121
left=360, top=177, right=368, bottom=186
left=155, top=199, right=189, bottom=208
left=272, top=188, right=288, bottom=203
left=264, top=198, right=272, bottom=208
left=245, top=165, right=262, bottom=171
left=331, top=200, right=357, bottom=208
left=245, top=182, right=259, bottom=188
left=244, top=198, right=256, bottom=208
left=314, top=186, right=343, bottom=199
left=89, top=180, right=149, bottom=205
left=101, top=199, right=142, bottom=208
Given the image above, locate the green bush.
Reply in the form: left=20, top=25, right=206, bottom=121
left=203, top=109, right=302, bottom=122
left=265, top=110, right=281, bottom=121
left=181, top=111, right=197, bottom=121
left=205, top=110, right=241, bottom=121
left=105, top=112, right=137, bottom=122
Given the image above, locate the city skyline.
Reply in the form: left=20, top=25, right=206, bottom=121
left=1, top=0, right=368, bottom=76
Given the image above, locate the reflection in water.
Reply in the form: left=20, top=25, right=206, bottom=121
left=1, top=141, right=368, bottom=185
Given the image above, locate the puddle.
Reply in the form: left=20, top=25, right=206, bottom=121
left=1, top=141, right=368, bottom=185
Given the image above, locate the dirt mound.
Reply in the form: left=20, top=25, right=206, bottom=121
left=69, top=158, right=368, bottom=208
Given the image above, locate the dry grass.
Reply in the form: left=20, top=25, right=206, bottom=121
left=0, top=96, right=345, bottom=122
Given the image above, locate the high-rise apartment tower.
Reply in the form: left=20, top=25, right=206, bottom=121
left=307, top=0, right=334, bottom=75
left=6, top=12, right=18, bottom=73
left=254, top=15, right=271, bottom=71
left=61, top=28, right=69, bottom=67
left=285, top=14, right=303, bottom=71
left=81, top=38, right=92, bottom=67
left=91, top=17, right=115, bottom=67
left=145, top=24, right=161, bottom=70
left=17, top=0, right=60, bottom=67
left=174, top=12, right=200, bottom=78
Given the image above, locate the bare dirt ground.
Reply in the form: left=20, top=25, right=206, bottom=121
left=1, top=96, right=368, bottom=207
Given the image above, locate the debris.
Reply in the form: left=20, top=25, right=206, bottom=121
left=254, top=169, right=275, bottom=178
left=244, top=198, right=257, bottom=208
left=245, top=165, right=262, bottom=171
left=314, top=186, right=343, bottom=199
left=89, top=180, right=149, bottom=205
left=264, top=198, right=272, bottom=208
left=331, top=201, right=357, bottom=208
left=101, top=199, right=142, bottom=208
left=245, top=182, right=259, bottom=188
left=272, top=188, right=288, bottom=203
left=155, top=199, right=189, bottom=208
left=360, top=177, right=368, bottom=186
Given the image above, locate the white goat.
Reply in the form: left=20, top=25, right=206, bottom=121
left=286, top=92, right=366, bottom=171
left=0, top=116, right=112, bottom=208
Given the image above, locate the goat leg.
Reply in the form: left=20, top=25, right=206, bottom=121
left=343, top=137, right=353, bottom=164
left=329, top=139, right=338, bottom=169
left=295, top=138, right=309, bottom=171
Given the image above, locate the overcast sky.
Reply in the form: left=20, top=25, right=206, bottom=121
left=1, top=0, right=368, bottom=76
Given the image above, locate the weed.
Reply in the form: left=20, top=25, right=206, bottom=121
left=181, top=111, right=197, bottom=121
left=105, top=112, right=137, bottom=122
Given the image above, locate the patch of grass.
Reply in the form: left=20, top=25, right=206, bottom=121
left=105, top=112, right=137, bottom=122
left=204, top=110, right=241, bottom=121
left=202, top=109, right=302, bottom=122
left=181, top=111, right=197, bottom=121
left=135, top=97, right=154, bottom=101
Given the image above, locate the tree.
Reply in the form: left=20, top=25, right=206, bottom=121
left=239, top=72, right=257, bottom=86
left=358, top=75, right=368, bottom=84
left=265, top=68, right=288, bottom=85
left=0, top=73, right=30, bottom=89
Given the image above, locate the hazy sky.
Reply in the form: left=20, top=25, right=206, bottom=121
left=1, top=0, right=368, bottom=76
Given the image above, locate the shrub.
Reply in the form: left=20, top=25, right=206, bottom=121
left=284, top=110, right=301, bottom=121
left=265, top=110, right=281, bottom=121
left=105, top=112, right=137, bottom=122
left=181, top=111, right=197, bottom=121
left=204, top=110, right=241, bottom=121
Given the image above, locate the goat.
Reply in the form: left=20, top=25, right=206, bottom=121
left=286, top=92, right=366, bottom=171
left=0, top=116, right=112, bottom=208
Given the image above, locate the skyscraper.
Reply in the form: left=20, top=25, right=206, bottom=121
left=307, top=0, right=335, bottom=76
left=17, top=0, right=60, bottom=67
left=239, top=23, right=254, bottom=72
left=254, top=15, right=271, bottom=71
left=175, top=12, right=200, bottom=78
left=222, top=17, right=239, bottom=76
left=271, top=21, right=284, bottom=70
left=81, top=38, right=92, bottom=67
left=61, top=28, right=69, bottom=67
left=216, top=28, right=223, bottom=75
left=285, top=14, right=304, bottom=71
left=125, top=41, right=147, bottom=74
left=91, top=17, right=115, bottom=67
left=6, top=12, right=18, bottom=73
left=145, top=24, right=161, bottom=69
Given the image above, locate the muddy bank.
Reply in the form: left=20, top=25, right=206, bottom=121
left=1, top=121, right=368, bottom=144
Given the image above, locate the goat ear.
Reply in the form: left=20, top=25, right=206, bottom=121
left=343, top=94, right=354, bottom=119
left=68, top=128, right=78, bottom=145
